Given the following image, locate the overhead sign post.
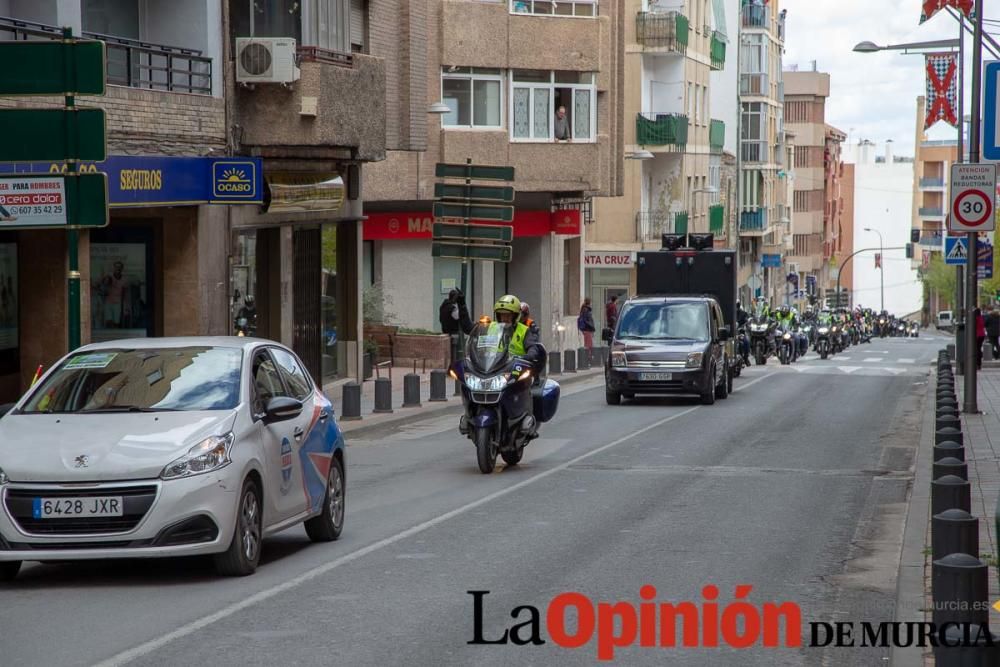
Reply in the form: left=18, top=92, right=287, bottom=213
left=0, top=28, right=108, bottom=351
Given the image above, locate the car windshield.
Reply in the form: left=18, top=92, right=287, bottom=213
left=617, top=303, right=709, bottom=341
left=20, top=346, right=244, bottom=414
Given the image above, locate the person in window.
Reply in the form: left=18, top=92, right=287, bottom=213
left=554, top=105, right=570, bottom=141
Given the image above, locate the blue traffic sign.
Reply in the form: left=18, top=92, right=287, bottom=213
left=985, top=61, right=1000, bottom=161
left=945, top=237, right=968, bottom=264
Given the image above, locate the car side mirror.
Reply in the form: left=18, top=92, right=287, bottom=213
left=718, top=326, right=731, bottom=341
left=263, top=396, right=303, bottom=423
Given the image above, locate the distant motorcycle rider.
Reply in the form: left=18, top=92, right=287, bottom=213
left=736, top=301, right=751, bottom=365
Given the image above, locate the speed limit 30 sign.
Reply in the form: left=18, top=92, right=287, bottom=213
left=950, top=163, right=997, bottom=232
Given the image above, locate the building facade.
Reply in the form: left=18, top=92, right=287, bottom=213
left=739, top=0, right=787, bottom=307
left=363, top=0, right=624, bottom=352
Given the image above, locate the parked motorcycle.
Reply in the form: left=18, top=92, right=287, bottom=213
left=453, top=322, right=560, bottom=474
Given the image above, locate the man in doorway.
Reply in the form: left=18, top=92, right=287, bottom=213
left=99, top=261, right=128, bottom=328
left=605, top=295, right=619, bottom=331
left=554, top=106, right=570, bottom=141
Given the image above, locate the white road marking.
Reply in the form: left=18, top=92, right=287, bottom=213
left=838, top=367, right=862, bottom=374
left=898, top=359, right=916, bottom=364
left=92, top=372, right=777, bottom=667
left=863, top=358, right=882, bottom=363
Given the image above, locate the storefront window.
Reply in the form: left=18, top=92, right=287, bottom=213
left=321, top=225, right=349, bottom=384
left=0, top=241, right=18, bottom=374
left=90, top=232, right=152, bottom=343
left=231, top=233, right=259, bottom=335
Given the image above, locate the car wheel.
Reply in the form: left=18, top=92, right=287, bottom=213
left=305, top=455, right=345, bottom=542
left=214, top=478, right=263, bottom=577
left=0, top=560, right=20, bottom=582
left=605, top=389, right=621, bottom=405
left=701, top=365, right=716, bottom=405
left=714, top=364, right=729, bottom=400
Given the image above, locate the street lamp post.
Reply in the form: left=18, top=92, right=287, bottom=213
left=863, top=227, right=884, bottom=312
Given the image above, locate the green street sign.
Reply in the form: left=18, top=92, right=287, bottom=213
left=433, top=222, right=513, bottom=243
left=0, top=173, right=107, bottom=229
left=434, top=183, right=515, bottom=203
left=435, top=163, right=515, bottom=181
left=432, top=242, right=513, bottom=262
left=433, top=201, right=514, bottom=222
left=0, top=41, right=106, bottom=95
left=0, top=108, right=106, bottom=162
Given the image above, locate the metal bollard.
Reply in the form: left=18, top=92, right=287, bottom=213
left=936, top=427, right=964, bottom=446
left=548, top=351, right=561, bottom=375
left=939, top=399, right=960, bottom=413
left=402, top=373, right=421, bottom=408
left=564, top=349, right=577, bottom=373
left=931, top=553, right=989, bottom=627
left=429, top=369, right=447, bottom=402
left=931, top=474, right=972, bottom=516
left=932, top=509, right=979, bottom=561
left=341, top=382, right=362, bottom=421
left=934, top=441, right=966, bottom=463
left=937, top=413, right=961, bottom=431
left=373, top=376, right=393, bottom=414
left=947, top=343, right=956, bottom=361
left=577, top=347, right=590, bottom=370
left=937, top=406, right=960, bottom=419
left=934, top=456, right=969, bottom=481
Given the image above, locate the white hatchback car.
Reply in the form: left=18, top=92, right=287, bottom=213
left=0, top=337, right=346, bottom=581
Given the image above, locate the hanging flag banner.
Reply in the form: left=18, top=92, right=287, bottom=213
left=920, top=0, right=974, bottom=24
left=925, top=53, right=959, bottom=129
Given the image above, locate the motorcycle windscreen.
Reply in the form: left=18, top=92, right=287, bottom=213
left=467, top=322, right=514, bottom=374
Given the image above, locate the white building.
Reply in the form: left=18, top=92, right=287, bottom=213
left=844, top=140, right=923, bottom=316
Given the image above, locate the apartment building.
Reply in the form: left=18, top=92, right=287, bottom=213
left=363, top=0, right=624, bottom=350
left=739, top=0, right=787, bottom=307
left=586, top=0, right=734, bottom=332
left=783, top=68, right=845, bottom=306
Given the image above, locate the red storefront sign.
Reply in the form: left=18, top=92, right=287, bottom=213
left=364, top=209, right=580, bottom=240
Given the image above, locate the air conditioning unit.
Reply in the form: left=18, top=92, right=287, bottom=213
left=236, top=37, right=300, bottom=84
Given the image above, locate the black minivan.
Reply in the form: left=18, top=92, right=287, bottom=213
left=604, top=295, right=731, bottom=405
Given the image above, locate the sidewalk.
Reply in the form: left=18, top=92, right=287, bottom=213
left=325, top=364, right=604, bottom=436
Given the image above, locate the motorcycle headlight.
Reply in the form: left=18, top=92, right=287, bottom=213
left=465, top=374, right=511, bottom=391
left=783, top=333, right=792, bottom=340
left=818, top=327, right=829, bottom=334
left=686, top=352, right=703, bottom=368
left=160, top=433, right=234, bottom=480
left=611, top=351, right=627, bottom=368
left=0, top=466, right=7, bottom=485
left=832, top=326, right=838, bottom=332
left=750, top=324, right=765, bottom=332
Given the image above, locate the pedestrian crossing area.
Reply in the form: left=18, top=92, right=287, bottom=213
left=744, top=348, right=933, bottom=378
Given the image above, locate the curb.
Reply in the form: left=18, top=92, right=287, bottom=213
left=890, top=365, right=935, bottom=667
left=339, top=368, right=604, bottom=439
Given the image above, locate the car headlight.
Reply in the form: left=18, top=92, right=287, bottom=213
left=161, top=433, right=234, bottom=480
left=0, top=466, right=7, bottom=485
left=611, top=351, right=627, bottom=368
left=465, top=374, right=510, bottom=391
left=686, top=352, right=703, bottom=368
left=817, top=327, right=829, bottom=334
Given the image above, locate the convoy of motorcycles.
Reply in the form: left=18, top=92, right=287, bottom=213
left=743, top=307, right=917, bottom=366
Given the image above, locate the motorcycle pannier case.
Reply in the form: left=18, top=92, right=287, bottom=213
left=532, top=379, right=560, bottom=423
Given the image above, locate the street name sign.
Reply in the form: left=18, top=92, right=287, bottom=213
left=435, top=163, right=515, bottom=181
left=0, top=41, right=106, bottom=95
left=0, top=108, right=106, bottom=162
left=434, top=183, right=515, bottom=203
left=432, top=201, right=515, bottom=223
left=950, top=163, right=997, bottom=232
left=433, top=222, right=513, bottom=243
left=432, top=242, right=513, bottom=262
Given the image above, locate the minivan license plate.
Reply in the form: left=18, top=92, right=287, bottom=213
left=638, top=372, right=672, bottom=381
left=32, top=497, right=124, bottom=519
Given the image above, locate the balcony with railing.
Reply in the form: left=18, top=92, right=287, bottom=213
left=710, top=119, right=725, bottom=153
left=741, top=4, right=770, bottom=29
left=636, top=210, right=689, bottom=241
left=636, top=11, right=689, bottom=54
left=919, top=232, right=944, bottom=247
left=740, top=208, right=768, bottom=235
left=740, top=72, right=769, bottom=96
left=919, top=177, right=946, bottom=188
left=741, top=139, right=768, bottom=164
left=709, top=205, right=725, bottom=234
left=0, top=15, right=212, bottom=94
left=919, top=206, right=945, bottom=218
left=710, top=31, right=726, bottom=70
left=637, top=112, right=689, bottom=148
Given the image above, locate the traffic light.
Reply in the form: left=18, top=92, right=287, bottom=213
left=911, top=229, right=921, bottom=243
left=905, top=243, right=913, bottom=259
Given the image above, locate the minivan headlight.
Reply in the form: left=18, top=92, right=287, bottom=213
left=686, top=352, right=703, bottom=368
left=0, top=466, right=7, bottom=485
left=161, top=433, right=234, bottom=480
left=611, top=351, right=627, bottom=367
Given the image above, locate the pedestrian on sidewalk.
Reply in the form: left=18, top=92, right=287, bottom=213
left=975, top=307, right=987, bottom=370
left=987, top=307, right=1000, bottom=360
left=604, top=295, right=619, bottom=343
left=578, top=297, right=596, bottom=363
left=439, top=289, right=461, bottom=365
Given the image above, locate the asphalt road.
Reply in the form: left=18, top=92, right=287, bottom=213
left=0, top=332, right=945, bottom=666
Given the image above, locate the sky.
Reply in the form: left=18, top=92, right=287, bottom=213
left=782, top=0, right=1000, bottom=158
